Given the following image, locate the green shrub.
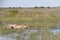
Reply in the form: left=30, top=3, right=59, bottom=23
left=9, top=10, right=18, bottom=17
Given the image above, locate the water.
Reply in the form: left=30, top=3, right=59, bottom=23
left=50, top=28, right=60, bottom=35
left=0, top=35, right=15, bottom=40
left=0, top=28, right=60, bottom=40
left=0, top=28, right=40, bottom=40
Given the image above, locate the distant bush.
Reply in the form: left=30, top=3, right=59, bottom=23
left=34, top=6, right=38, bottom=8
left=8, top=7, right=11, bottom=8
left=34, top=6, right=45, bottom=8
left=47, top=7, right=50, bottom=8
left=18, top=7, right=21, bottom=8
left=34, top=6, right=40, bottom=8
left=40, top=7, right=44, bottom=8
left=9, top=10, right=18, bottom=17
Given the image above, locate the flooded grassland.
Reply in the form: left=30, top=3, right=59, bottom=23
left=0, top=8, right=60, bottom=40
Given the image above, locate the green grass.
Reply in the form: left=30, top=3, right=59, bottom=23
left=0, top=17, right=59, bottom=28
left=0, top=26, right=25, bottom=35
left=0, top=8, right=60, bottom=28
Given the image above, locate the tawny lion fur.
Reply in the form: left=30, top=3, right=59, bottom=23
left=5, top=24, right=29, bottom=29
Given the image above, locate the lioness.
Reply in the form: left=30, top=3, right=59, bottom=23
left=6, top=24, right=29, bottom=29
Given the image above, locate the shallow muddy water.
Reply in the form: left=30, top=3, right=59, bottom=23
left=0, top=28, right=60, bottom=40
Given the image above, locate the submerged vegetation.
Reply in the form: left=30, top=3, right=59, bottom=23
left=0, top=27, right=60, bottom=40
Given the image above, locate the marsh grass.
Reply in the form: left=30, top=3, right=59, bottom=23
left=0, top=26, right=25, bottom=35
left=0, top=8, right=60, bottom=34
left=0, top=8, right=60, bottom=28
